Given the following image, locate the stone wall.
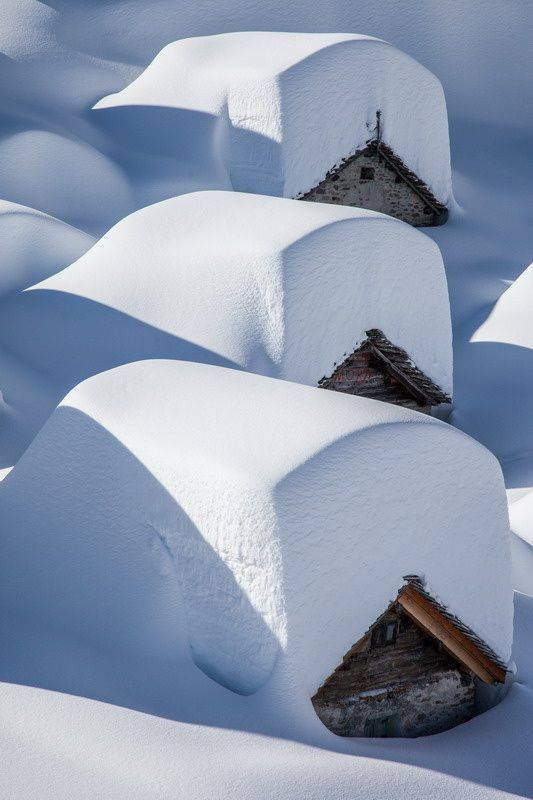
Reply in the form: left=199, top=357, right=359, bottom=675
left=312, top=607, right=476, bottom=737
left=315, top=669, right=475, bottom=738
left=301, top=150, right=436, bottom=227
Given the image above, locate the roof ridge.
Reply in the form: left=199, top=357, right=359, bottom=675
left=365, top=329, right=451, bottom=405
left=298, top=138, right=448, bottom=224
left=400, top=575, right=507, bottom=670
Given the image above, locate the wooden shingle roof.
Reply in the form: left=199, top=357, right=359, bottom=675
left=318, top=329, right=451, bottom=408
left=397, top=575, right=507, bottom=684
left=363, top=329, right=451, bottom=406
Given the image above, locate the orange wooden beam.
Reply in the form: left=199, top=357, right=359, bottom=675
left=398, top=586, right=506, bottom=685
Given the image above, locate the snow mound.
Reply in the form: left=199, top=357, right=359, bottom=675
left=452, top=263, right=533, bottom=463
left=0, top=360, right=512, bottom=700
left=509, top=492, right=533, bottom=596
left=0, top=191, right=452, bottom=404
left=0, top=130, right=134, bottom=233
left=0, top=200, right=94, bottom=296
left=473, top=263, right=533, bottom=350
left=95, top=32, right=452, bottom=203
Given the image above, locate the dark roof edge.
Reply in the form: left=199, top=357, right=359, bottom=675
left=364, top=329, right=452, bottom=406
left=297, top=138, right=448, bottom=225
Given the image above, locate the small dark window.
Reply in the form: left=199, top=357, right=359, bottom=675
left=399, top=614, right=409, bottom=633
left=394, top=174, right=403, bottom=184
left=371, top=620, right=397, bottom=648
left=360, top=166, right=375, bottom=180
left=385, top=621, right=397, bottom=643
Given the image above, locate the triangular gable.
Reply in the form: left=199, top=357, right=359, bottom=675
left=315, top=576, right=506, bottom=698
left=318, top=329, right=451, bottom=410
left=299, top=138, right=448, bottom=227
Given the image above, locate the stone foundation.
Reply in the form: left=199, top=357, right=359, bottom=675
left=312, top=606, right=479, bottom=738
left=314, top=669, right=475, bottom=738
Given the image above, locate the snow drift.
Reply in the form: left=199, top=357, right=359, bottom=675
left=509, top=492, right=533, bottom=597
left=0, top=191, right=453, bottom=416
left=0, top=360, right=512, bottom=703
left=0, top=199, right=94, bottom=296
left=95, top=32, right=452, bottom=204
left=453, top=263, right=533, bottom=463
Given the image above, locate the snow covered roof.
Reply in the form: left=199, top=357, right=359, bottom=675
left=0, top=360, right=512, bottom=701
left=95, top=32, right=452, bottom=204
left=0, top=191, right=452, bottom=400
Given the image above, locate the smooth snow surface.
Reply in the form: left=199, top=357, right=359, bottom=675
left=0, top=200, right=94, bottom=296
left=0, top=192, right=452, bottom=432
left=509, top=494, right=533, bottom=597
left=96, top=32, right=452, bottom=202
left=452, top=262, right=533, bottom=483
left=0, top=361, right=512, bottom=700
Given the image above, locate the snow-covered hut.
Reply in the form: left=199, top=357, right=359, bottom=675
left=95, top=32, right=452, bottom=226
left=0, top=191, right=452, bottom=420
left=0, top=361, right=512, bottom=737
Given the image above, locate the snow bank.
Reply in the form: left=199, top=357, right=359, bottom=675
left=0, top=360, right=512, bottom=703
left=2, top=668, right=532, bottom=800
left=0, top=191, right=452, bottom=404
left=509, top=493, right=533, bottom=597
left=0, top=130, right=133, bottom=233
left=473, top=263, right=533, bottom=351
left=95, top=32, right=452, bottom=203
left=452, top=263, right=533, bottom=463
left=3, top=0, right=529, bottom=133
left=0, top=200, right=94, bottom=296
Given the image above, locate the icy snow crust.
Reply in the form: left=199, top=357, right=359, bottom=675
left=1, top=360, right=512, bottom=699
left=95, top=32, right=452, bottom=204
left=0, top=191, right=452, bottom=407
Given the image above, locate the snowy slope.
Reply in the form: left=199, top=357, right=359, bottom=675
left=451, top=262, right=533, bottom=469
left=96, top=32, right=452, bottom=202
left=0, top=1, right=529, bottom=238
left=0, top=360, right=511, bottom=707
left=0, top=190, right=452, bottom=461
left=0, top=200, right=94, bottom=296
left=509, top=493, right=533, bottom=597
left=2, top=657, right=532, bottom=800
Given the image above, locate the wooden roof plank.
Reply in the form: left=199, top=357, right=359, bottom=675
left=398, top=585, right=506, bottom=684
left=367, top=342, right=433, bottom=405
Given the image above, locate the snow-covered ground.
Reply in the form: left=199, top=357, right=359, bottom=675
left=0, top=1, right=532, bottom=798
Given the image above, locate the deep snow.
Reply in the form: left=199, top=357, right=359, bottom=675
left=0, top=191, right=452, bottom=461
left=0, top=199, right=94, bottom=296
left=0, top=1, right=533, bottom=798
left=0, top=360, right=511, bottom=705
left=95, top=32, right=452, bottom=202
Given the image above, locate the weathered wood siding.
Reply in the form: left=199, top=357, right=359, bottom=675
left=313, top=608, right=476, bottom=737
left=319, top=348, right=429, bottom=411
